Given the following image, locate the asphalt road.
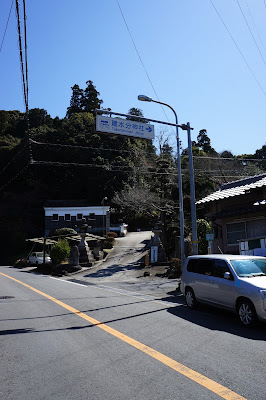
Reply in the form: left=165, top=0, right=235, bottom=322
left=0, top=232, right=265, bottom=400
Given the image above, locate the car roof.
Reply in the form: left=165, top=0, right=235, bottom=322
left=186, top=254, right=265, bottom=260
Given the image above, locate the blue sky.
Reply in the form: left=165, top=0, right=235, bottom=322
left=1, top=0, right=266, bottom=156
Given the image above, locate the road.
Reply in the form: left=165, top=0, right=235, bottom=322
left=0, top=233, right=265, bottom=400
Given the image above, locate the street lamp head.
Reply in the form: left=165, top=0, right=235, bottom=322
left=138, top=95, right=153, bottom=102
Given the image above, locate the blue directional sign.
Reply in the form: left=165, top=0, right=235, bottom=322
left=96, top=115, right=154, bottom=140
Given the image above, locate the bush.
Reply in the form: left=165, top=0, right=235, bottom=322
left=103, top=236, right=115, bottom=249
left=106, top=231, right=118, bottom=238
left=51, top=228, right=77, bottom=238
left=14, top=258, right=30, bottom=268
left=51, top=239, right=70, bottom=265
left=168, top=258, right=182, bottom=279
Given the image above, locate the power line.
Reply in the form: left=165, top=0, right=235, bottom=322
left=244, top=0, right=266, bottom=54
left=209, top=0, right=266, bottom=97
left=115, top=1, right=173, bottom=129
left=15, top=0, right=28, bottom=110
left=236, top=0, right=266, bottom=68
left=30, top=139, right=266, bottom=163
left=0, top=0, right=14, bottom=53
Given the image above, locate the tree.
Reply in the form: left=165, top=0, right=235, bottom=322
left=82, top=80, right=103, bottom=114
left=254, top=144, right=266, bottom=169
left=126, top=107, right=147, bottom=123
left=29, top=108, right=52, bottom=128
left=196, top=129, right=217, bottom=154
left=220, top=150, right=234, bottom=158
left=66, top=84, right=84, bottom=118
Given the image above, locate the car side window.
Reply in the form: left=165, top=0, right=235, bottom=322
left=198, top=259, right=212, bottom=275
left=187, top=259, right=212, bottom=275
left=211, top=260, right=232, bottom=279
left=187, top=259, right=199, bottom=273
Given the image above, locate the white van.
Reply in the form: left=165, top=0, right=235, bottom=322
left=180, top=254, right=266, bottom=326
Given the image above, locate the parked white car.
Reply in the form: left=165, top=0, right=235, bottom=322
left=29, top=252, right=52, bottom=265
left=180, top=254, right=266, bottom=327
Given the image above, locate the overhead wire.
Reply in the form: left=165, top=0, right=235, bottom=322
left=0, top=0, right=30, bottom=192
left=30, top=139, right=266, bottom=163
left=209, top=0, right=266, bottom=97
left=115, top=0, right=174, bottom=133
left=244, top=0, right=266, bottom=54
left=15, top=0, right=28, bottom=110
left=235, top=0, right=266, bottom=68
left=0, top=0, right=14, bottom=53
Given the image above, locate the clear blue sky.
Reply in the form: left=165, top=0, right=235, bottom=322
left=1, top=0, right=266, bottom=156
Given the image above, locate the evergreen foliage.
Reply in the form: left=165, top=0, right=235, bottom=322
left=50, top=239, right=70, bottom=265
left=0, top=79, right=265, bottom=262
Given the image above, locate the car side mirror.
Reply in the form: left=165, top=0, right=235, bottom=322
left=224, top=271, right=232, bottom=280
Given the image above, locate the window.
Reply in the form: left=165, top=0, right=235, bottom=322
left=65, top=214, right=71, bottom=221
left=227, top=219, right=266, bottom=245
left=246, top=219, right=266, bottom=239
left=187, top=259, right=212, bottom=275
left=211, top=259, right=231, bottom=278
left=52, top=214, right=59, bottom=221
left=77, top=213, right=83, bottom=220
left=226, top=222, right=246, bottom=245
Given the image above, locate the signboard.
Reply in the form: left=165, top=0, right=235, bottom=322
left=96, top=115, right=154, bottom=140
left=206, top=233, right=214, bottom=241
left=150, top=246, right=158, bottom=263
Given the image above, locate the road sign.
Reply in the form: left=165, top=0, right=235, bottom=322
left=96, top=115, right=154, bottom=140
left=206, top=233, right=214, bottom=241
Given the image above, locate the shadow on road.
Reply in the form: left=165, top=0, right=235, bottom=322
left=83, top=260, right=144, bottom=279
left=167, top=297, right=266, bottom=340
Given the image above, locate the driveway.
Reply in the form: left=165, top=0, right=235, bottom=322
left=67, top=231, right=180, bottom=302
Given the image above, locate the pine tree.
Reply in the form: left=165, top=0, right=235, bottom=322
left=82, top=80, right=103, bottom=114
left=66, top=84, right=84, bottom=118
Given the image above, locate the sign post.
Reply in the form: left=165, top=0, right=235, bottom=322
left=206, top=233, right=214, bottom=254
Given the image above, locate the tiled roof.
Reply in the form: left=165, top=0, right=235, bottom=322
left=197, top=173, right=266, bottom=205
left=254, top=199, right=266, bottom=206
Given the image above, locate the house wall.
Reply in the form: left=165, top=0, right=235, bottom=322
left=207, top=190, right=266, bottom=254
left=44, top=206, right=110, bottom=236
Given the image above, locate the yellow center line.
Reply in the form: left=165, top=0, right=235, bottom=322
left=1, top=272, right=247, bottom=400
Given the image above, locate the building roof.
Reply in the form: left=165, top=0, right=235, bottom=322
left=197, top=173, right=266, bottom=205
left=44, top=200, right=92, bottom=207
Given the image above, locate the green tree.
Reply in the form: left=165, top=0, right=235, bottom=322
left=126, top=107, right=147, bottom=123
left=50, top=240, right=70, bottom=265
left=254, top=144, right=266, bottom=169
left=29, top=108, right=52, bottom=128
left=197, top=219, right=211, bottom=254
left=82, top=80, right=103, bottom=114
left=196, top=129, right=217, bottom=154
left=66, top=84, right=84, bottom=118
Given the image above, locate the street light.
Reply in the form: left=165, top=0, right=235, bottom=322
left=138, top=95, right=185, bottom=267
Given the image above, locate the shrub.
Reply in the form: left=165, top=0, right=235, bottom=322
left=106, top=231, right=118, bottom=238
left=51, top=228, right=77, bottom=238
left=168, top=258, right=182, bottom=279
left=103, top=236, right=115, bottom=249
left=14, top=258, right=30, bottom=268
left=51, top=239, right=70, bottom=265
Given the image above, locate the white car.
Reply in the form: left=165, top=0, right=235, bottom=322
left=29, top=252, right=52, bottom=264
left=180, top=254, right=266, bottom=327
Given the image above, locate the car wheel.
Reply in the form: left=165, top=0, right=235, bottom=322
left=185, top=288, right=198, bottom=309
left=238, top=299, right=257, bottom=327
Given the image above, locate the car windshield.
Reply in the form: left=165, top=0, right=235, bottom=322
left=230, top=259, right=266, bottom=277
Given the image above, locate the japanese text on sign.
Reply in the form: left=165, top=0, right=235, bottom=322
left=96, top=115, right=154, bottom=140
